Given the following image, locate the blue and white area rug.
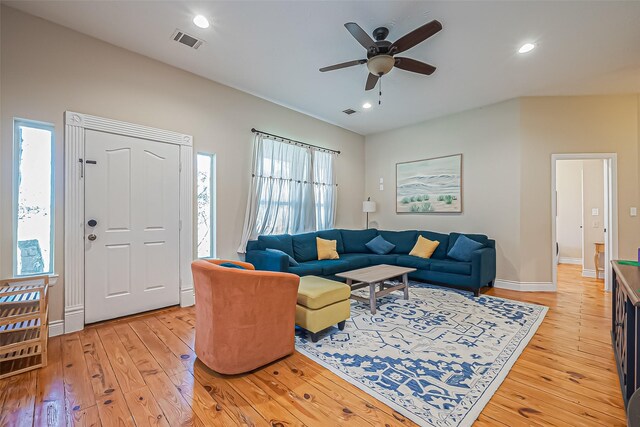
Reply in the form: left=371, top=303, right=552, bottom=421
left=295, top=282, right=548, bottom=427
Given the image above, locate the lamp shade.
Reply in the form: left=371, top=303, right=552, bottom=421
left=367, top=55, right=395, bottom=76
left=362, top=201, right=377, bottom=213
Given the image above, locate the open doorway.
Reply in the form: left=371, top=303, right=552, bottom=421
left=552, top=154, right=618, bottom=291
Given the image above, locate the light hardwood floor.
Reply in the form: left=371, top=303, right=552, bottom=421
left=0, top=264, right=626, bottom=426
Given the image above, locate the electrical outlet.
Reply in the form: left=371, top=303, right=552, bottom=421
left=592, top=208, right=599, bottom=216
left=379, top=184, right=384, bottom=191
left=379, top=177, right=384, bottom=184
left=631, top=207, right=638, bottom=217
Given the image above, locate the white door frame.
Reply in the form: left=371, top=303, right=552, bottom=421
left=64, top=111, right=194, bottom=333
left=551, top=153, right=618, bottom=292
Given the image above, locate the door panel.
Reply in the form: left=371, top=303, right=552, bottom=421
left=143, top=149, right=166, bottom=228
left=106, top=148, right=132, bottom=231
left=143, top=240, right=169, bottom=291
left=105, top=244, right=131, bottom=297
left=84, top=130, right=180, bottom=324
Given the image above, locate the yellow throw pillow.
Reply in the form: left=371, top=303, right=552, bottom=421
left=410, top=235, right=440, bottom=259
left=317, top=237, right=339, bottom=260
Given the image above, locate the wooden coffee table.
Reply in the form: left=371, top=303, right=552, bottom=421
left=336, top=264, right=416, bottom=314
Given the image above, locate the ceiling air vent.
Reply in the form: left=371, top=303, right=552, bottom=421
left=343, top=108, right=357, bottom=115
left=171, top=29, right=204, bottom=50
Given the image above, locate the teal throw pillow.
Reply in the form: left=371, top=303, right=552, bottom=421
left=219, top=262, right=246, bottom=270
left=447, top=235, right=484, bottom=262
left=365, top=235, right=396, bottom=255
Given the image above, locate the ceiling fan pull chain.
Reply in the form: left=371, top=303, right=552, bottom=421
left=378, top=76, right=382, bottom=105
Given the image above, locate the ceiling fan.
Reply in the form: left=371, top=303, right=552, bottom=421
left=320, top=20, right=442, bottom=91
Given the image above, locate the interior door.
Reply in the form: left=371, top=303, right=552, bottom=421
left=84, top=130, right=180, bottom=323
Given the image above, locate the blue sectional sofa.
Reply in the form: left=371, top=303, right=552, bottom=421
left=245, top=229, right=496, bottom=296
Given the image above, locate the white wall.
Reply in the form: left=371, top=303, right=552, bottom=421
left=556, top=160, right=583, bottom=261
left=581, top=159, right=605, bottom=272
left=365, top=99, right=523, bottom=281
left=365, top=95, right=640, bottom=286
left=0, top=6, right=366, bottom=322
left=519, top=95, right=639, bottom=282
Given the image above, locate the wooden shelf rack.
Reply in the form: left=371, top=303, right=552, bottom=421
left=0, top=275, right=49, bottom=379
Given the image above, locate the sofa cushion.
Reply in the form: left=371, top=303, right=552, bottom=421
left=377, top=230, right=418, bottom=254
left=339, top=253, right=372, bottom=270
left=266, top=248, right=298, bottom=266
left=395, top=255, right=432, bottom=270
left=317, top=237, right=339, bottom=260
left=288, top=263, right=324, bottom=276
left=448, top=235, right=484, bottom=262
left=339, top=229, right=378, bottom=253
left=292, top=232, right=318, bottom=262
left=258, top=234, right=294, bottom=258
left=418, top=231, right=450, bottom=259
left=317, top=229, right=344, bottom=253
left=365, top=235, right=395, bottom=255
left=430, top=260, right=472, bottom=275
left=447, top=233, right=488, bottom=254
left=368, top=254, right=399, bottom=266
left=420, top=270, right=475, bottom=288
left=295, top=260, right=351, bottom=276
left=320, top=260, right=353, bottom=275
left=246, top=240, right=260, bottom=252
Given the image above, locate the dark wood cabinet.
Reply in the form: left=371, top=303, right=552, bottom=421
left=612, top=261, right=640, bottom=406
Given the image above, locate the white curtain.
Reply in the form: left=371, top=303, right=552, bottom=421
left=238, top=134, right=337, bottom=253
left=312, top=148, right=337, bottom=230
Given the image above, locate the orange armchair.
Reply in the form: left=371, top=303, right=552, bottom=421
left=191, top=259, right=299, bottom=374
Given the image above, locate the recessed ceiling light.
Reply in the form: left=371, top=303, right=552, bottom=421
left=518, top=43, right=536, bottom=54
left=362, top=102, right=372, bottom=109
left=193, top=15, right=210, bottom=29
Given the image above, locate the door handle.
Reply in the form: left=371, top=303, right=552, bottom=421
left=87, top=234, right=97, bottom=241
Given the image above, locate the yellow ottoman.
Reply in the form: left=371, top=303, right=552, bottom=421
left=296, top=276, right=351, bottom=342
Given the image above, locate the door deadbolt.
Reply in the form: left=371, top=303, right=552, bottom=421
left=88, top=219, right=98, bottom=227
left=87, top=234, right=97, bottom=241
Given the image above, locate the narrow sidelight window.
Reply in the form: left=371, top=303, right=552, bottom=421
left=197, top=153, right=216, bottom=258
left=14, top=119, right=55, bottom=276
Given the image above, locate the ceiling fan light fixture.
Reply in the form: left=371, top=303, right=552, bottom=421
left=367, top=55, right=395, bottom=76
left=518, top=42, right=536, bottom=54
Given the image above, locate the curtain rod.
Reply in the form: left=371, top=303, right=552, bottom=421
left=251, top=128, right=341, bottom=155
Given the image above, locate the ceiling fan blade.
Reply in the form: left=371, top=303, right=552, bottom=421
left=394, top=57, right=436, bottom=75
left=365, top=73, right=379, bottom=91
left=345, top=22, right=377, bottom=52
left=390, top=20, right=442, bottom=54
left=319, top=59, right=367, bottom=72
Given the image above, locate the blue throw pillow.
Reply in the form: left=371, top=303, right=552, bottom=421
left=266, top=248, right=299, bottom=266
left=447, top=235, right=484, bottom=262
left=219, top=262, right=246, bottom=270
left=365, top=235, right=396, bottom=255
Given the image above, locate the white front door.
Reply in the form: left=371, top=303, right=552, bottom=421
left=84, top=130, right=181, bottom=323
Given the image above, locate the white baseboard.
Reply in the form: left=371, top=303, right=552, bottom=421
left=582, top=269, right=605, bottom=279
left=48, top=320, right=64, bottom=337
left=180, top=287, right=195, bottom=307
left=559, top=257, right=582, bottom=265
left=494, top=279, right=556, bottom=292
left=64, top=306, right=85, bottom=333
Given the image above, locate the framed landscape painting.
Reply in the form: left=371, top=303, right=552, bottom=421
left=396, top=154, right=462, bottom=213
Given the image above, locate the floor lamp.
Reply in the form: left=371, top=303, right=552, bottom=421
left=362, top=197, right=376, bottom=229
